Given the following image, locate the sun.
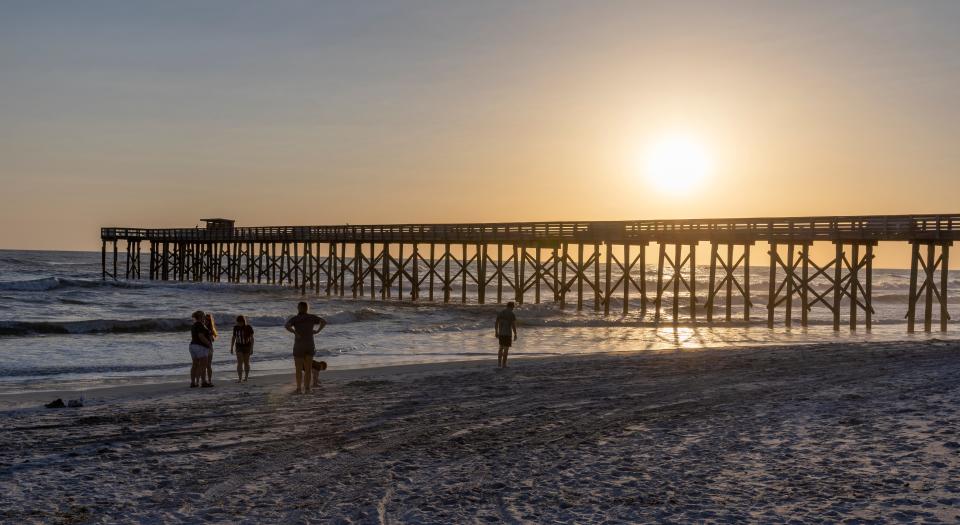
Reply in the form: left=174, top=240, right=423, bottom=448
left=643, top=134, right=712, bottom=193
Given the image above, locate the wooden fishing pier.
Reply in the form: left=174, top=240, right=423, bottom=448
left=101, top=215, right=958, bottom=332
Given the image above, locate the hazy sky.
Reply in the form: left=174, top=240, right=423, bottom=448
left=2, top=1, right=960, bottom=262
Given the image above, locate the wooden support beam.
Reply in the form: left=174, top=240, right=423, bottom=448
left=560, top=243, right=568, bottom=309
left=924, top=242, right=935, bottom=332
left=800, top=244, right=810, bottom=327
left=429, top=244, right=436, bottom=302
left=941, top=244, right=950, bottom=332
left=299, top=243, right=307, bottom=295
left=534, top=245, right=542, bottom=304
left=162, top=242, right=170, bottom=281
left=689, top=244, right=697, bottom=323
left=623, top=244, right=630, bottom=315
left=672, top=244, right=681, bottom=324
left=340, top=243, right=347, bottom=297
left=514, top=243, right=522, bottom=304
left=743, top=244, right=750, bottom=321
left=594, top=243, right=601, bottom=312
left=148, top=241, right=155, bottom=280
left=639, top=243, right=647, bottom=316
left=293, top=242, right=301, bottom=291
left=725, top=244, right=734, bottom=321
left=767, top=243, right=776, bottom=329
left=604, top=243, right=612, bottom=315
left=369, top=242, right=377, bottom=300
left=497, top=244, right=503, bottom=304
left=397, top=243, right=405, bottom=300
left=175, top=243, right=183, bottom=281
left=443, top=243, right=451, bottom=303
left=907, top=241, right=920, bottom=333
left=577, top=243, right=585, bottom=311
left=849, top=243, right=859, bottom=330
left=412, top=244, right=420, bottom=301
left=707, top=243, right=717, bottom=322
left=833, top=243, right=843, bottom=331
left=516, top=241, right=527, bottom=304
left=785, top=244, right=794, bottom=328
left=383, top=243, right=391, bottom=300
left=271, top=243, right=277, bottom=284
left=124, top=241, right=131, bottom=279
left=328, top=243, right=336, bottom=295
left=655, top=243, right=665, bottom=324
left=461, top=243, right=468, bottom=304
left=478, top=244, right=486, bottom=304
left=552, top=246, right=559, bottom=303
left=247, top=242, right=255, bottom=283
left=865, top=244, right=874, bottom=330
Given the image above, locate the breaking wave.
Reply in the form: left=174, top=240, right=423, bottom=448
left=0, top=308, right=395, bottom=337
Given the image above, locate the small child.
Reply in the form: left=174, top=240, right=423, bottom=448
left=230, top=315, right=254, bottom=383
left=311, top=359, right=327, bottom=388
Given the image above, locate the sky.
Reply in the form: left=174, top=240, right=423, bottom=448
left=2, top=1, right=959, bottom=266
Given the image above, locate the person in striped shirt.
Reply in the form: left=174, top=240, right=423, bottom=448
left=230, top=315, right=255, bottom=383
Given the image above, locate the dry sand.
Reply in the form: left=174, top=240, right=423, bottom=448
left=2, top=340, right=960, bottom=524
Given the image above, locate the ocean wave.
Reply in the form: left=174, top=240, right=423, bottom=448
left=0, top=362, right=189, bottom=378
left=0, top=256, right=37, bottom=265
left=0, top=318, right=193, bottom=336
left=0, top=316, right=284, bottom=336
left=0, top=276, right=147, bottom=292
left=325, top=308, right=393, bottom=324
left=0, top=308, right=395, bottom=337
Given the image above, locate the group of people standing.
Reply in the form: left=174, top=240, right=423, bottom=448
left=188, top=310, right=256, bottom=387
left=187, top=301, right=326, bottom=392
left=187, top=300, right=518, bottom=391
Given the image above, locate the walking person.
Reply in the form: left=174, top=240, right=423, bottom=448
left=189, top=311, right=213, bottom=388
left=284, top=301, right=327, bottom=394
left=495, top=302, right=518, bottom=369
left=203, top=313, right=219, bottom=387
left=230, top=315, right=255, bottom=383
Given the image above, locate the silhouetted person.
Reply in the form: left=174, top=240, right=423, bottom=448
left=495, top=302, right=518, bottom=368
left=284, top=301, right=326, bottom=394
left=203, top=313, right=218, bottom=386
left=189, top=311, right=212, bottom=388
left=230, top=315, right=255, bottom=382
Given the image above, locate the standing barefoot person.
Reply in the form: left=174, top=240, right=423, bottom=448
left=189, top=311, right=212, bottom=388
left=203, top=313, right=218, bottom=387
left=495, top=301, right=518, bottom=369
left=230, top=315, right=255, bottom=382
left=284, top=301, right=326, bottom=394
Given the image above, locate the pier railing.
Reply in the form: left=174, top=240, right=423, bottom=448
left=102, top=214, right=959, bottom=244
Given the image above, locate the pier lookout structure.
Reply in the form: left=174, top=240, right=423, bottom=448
left=101, top=215, right=958, bottom=332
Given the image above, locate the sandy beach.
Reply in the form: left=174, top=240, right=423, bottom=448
left=2, top=340, right=960, bottom=523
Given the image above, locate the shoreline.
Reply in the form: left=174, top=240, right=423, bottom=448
left=0, top=357, right=503, bottom=410
left=7, top=327, right=960, bottom=410
left=1, top=337, right=956, bottom=410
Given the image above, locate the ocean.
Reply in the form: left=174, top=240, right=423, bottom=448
left=0, top=249, right=956, bottom=394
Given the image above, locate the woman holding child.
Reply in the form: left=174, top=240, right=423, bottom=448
left=188, top=311, right=214, bottom=388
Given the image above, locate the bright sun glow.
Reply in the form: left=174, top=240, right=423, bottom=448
left=643, top=134, right=712, bottom=193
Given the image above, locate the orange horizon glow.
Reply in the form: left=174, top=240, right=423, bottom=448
left=2, top=2, right=959, bottom=272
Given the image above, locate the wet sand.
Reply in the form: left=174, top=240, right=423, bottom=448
left=2, top=340, right=960, bottom=523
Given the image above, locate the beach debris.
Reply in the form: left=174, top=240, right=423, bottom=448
left=67, top=399, right=84, bottom=408
left=45, top=398, right=66, bottom=408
